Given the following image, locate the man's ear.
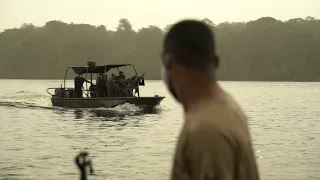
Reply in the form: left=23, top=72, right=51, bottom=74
left=163, top=53, right=173, bottom=70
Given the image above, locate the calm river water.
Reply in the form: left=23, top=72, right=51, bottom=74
left=0, top=80, right=320, bottom=180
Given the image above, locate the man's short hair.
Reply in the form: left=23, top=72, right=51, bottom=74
left=163, top=20, right=216, bottom=67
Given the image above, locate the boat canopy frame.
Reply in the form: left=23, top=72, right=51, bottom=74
left=63, top=64, right=139, bottom=90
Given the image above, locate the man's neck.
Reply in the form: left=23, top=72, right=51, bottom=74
left=180, top=81, right=224, bottom=113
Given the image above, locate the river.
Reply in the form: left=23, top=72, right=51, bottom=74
left=0, top=80, right=319, bottom=180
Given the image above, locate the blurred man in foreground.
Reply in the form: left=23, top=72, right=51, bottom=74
left=162, top=20, right=260, bottom=180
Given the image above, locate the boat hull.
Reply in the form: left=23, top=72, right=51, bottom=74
left=51, top=96, right=165, bottom=109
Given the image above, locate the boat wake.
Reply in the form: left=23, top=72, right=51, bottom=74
left=0, top=91, right=53, bottom=110
left=0, top=91, right=165, bottom=117
left=80, top=103, right=146, bottom=120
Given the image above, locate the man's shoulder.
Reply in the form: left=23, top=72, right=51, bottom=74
left=185, top=117, right=228, bottom=144
left=185, top=97, right=251, bottom=145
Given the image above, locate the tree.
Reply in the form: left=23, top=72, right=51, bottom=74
left=0, top=17, right=319, bottom=81
left=116, top=18, right=133, bottom=32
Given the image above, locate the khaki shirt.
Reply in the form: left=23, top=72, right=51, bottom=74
left=170, top=96, right=260, bottom=180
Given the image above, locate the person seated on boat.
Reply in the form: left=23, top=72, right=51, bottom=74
left=111, top=73, right=116, bottom=80
left=74, top=74, right=91, bottom=98
left=116, top=71, right=126, bottom=81
left=119, top=71, right=126, bottom=80
left=111, top=73, right=119, bottom=84
left=89, top=84, right=96, bottom=97
left=96, top=73, right=108, bottom=97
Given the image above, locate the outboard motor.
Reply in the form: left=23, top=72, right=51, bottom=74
left=54, top=88, right=65, bottom=98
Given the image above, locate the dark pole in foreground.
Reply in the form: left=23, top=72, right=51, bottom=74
left=75, top=151, right=94, bottom=180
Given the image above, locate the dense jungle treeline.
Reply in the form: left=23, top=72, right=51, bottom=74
left=0, top=17, right=319, bottom=81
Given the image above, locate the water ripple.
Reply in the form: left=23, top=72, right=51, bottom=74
left=1, top=81, right=320, bottom=179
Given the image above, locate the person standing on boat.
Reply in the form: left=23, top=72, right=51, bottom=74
left=102, top=74, right=109, bottom=97
left=106, top=77, right=114, bottom=97
left=162, top=20, right=260, bottom=180
left=116, top=71, right=126, bottom=81
left=96, top=73, right=108, bottom=97
left=74, top=74, right=91, bottom=98
left=108, top=74, right=117, bottom=97
left=114, top=71, right=128, bottom=97
left=128, top=75, right=140, bottom=96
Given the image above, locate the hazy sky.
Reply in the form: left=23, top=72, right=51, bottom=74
left=1, top=0, right=320, bottom=31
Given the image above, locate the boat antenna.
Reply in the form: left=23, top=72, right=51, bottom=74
left=75, top=151, right=94, bottom=180
left=140, top=71, right=147, bottom=77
